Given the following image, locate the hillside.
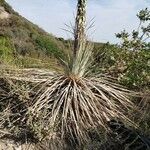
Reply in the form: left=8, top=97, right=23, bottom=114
left=0, top=0, right=106, bottom=70
left=0, top=0, right=66, bottom=69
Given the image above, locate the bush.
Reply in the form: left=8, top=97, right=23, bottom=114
left=0, top=36, right=15, bottom=63
left=35, top=35, right=64, bottom=59
left=92, top=43, right=150, bottom=90
left=120, top=50, right=150, bottom=89
left=92, top=8, right=150, bottom=90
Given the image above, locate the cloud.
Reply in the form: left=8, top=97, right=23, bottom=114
left=6, top=0, right=150, bottom=43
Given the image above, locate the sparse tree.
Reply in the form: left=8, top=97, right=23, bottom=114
left=74, top=0, right=87, bottom=57
left=116, top=8, right=150, bottom=51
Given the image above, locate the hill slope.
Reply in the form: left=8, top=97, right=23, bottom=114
left=0, top=0, right=65, bottom=69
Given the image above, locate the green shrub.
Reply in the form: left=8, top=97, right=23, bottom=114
left=0, top=36, right=15, bottom=63
left=92, top=43, right=150, bottom=90
left=35, top=35, right=64, bottom=59
left=120, top=50, right=150, bottom=89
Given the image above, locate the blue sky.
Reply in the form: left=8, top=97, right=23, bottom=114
left=6, top=0, right=150, bottom=43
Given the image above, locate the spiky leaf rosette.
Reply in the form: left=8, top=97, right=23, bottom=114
left=28, top=71, right=136, bottom=143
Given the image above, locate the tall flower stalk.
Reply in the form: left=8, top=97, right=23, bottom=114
left=65, top=0, right=92, bottom=78
left=74, top=0, right=87, bottom=57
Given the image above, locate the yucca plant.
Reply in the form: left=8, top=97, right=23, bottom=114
left=27, top=0, right=138, bottom=146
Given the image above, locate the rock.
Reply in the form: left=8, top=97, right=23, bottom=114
left=0, top=140, right=34, bottom=150
left=0, top=6, right=10, bottom=19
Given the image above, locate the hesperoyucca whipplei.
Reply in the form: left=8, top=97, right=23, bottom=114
left=27, top=0, right=138, bottom=145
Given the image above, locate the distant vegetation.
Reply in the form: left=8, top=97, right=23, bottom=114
left=0, top=0, right=66, bottom=69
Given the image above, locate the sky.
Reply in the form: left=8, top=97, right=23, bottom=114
left=6, top=0, right=150, bottom=43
